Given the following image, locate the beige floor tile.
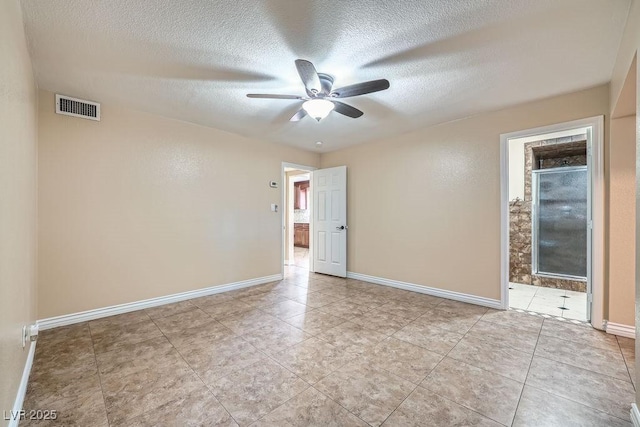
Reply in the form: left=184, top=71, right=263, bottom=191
left=447, top=335, right=532, bottom=382
left=250, top=386, right=367, bottom=426
left=466, top=320, right=539, bottom=354
left=393, top=321, right=463, bottom=355
left=24, top=369, right=102, bottom=409
left=534, top=334, right=631, bottom=382
left=480, top=309, right=544, bottom=333
left=218, top=309, right=282, bottom=334
left=618, top=337, right=636, bottom=387
left=236, top=292, right=291, bottom=308
left=526, top=356, right=635, bottom=420
left=344, top=291, right=388, bottom=310
left=377, top=300, right=431, bottom=320
left=151, top=307, right=213, bottom=337
left=36, top=322, right=93, bottom=349
left=421, top=357, right=524, bottom=426
left=30, top=324, right=96, bottom=382
left=240, top=320, right=311, bottom=355
left=90, top=319, right=163, bottom=354
left=316, top=321, right=388, bottom=354
left=260, top=300, right=312, bottom=320
left=390, top=292, right=443, bottom=307
left=165, top=318, right=235, bottom=350
left=122, top=386, right=237, bottom=427
left=363, top=337, right=442, bottom=384
left=26, top=285, right=634, bottom=427
left=22, top=387, right=109, bottom=427
left=101, top=352, right=204, bottom=425
left=317, top=300, right=372, bottom=319
left=349, top=310, right=412, bottom=336
left=315, top=360, right=416, bottom=427
left=143, top=300, right=196, bottom=319
left=283, top=310, right=347, bottom=336
left=210, top=359, right=309, bottom=426
left=271, top=337, right=357, bottom=384
left=95, top=336, right=175, bottom=379
left=512, top=385, right=631, bottom=427
left=273, top=284, right=319, bottom=300
left=200, top=299, right=254, bottom=319
left=435, top=300, right=489, bottom=316
left=414, top=309, right=482, bottom=334
left=290, top=291, right=344, bottom=308
left=540, top=319, right=620, bottom=351
left=382, top=386, right=501, bottom=427
left=179, top=335, right=267, bottom=385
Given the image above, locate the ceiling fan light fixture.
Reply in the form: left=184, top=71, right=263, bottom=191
left=302, top=99, right=334, bottom=121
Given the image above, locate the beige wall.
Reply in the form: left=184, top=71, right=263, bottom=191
left=321, top=85, right=609, bottom=300
left=38, top=90, right=318, bottom=318
left=609, top=115, right=636, bottom=327
left=609, top=0, right=640, bottom=408
left=0, top=0, right=38, bottom=422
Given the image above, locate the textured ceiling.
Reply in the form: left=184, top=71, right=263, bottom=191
left=21, top=0, right=630, bottom=152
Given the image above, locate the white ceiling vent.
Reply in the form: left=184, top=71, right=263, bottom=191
left=55, top=94, right=100, bottom=121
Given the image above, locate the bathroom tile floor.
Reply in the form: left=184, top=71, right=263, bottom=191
left=23, top=267, right=633, bottom=426
left=293, top=246, right=309, bottom=269
left=509, top=282, right=588, bottom=321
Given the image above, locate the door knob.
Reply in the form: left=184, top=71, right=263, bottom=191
left=336, top=225, right=348, bottom=230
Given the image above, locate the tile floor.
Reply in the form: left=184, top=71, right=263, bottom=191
left=23, top=267, right=634, bottom=426
left=293, top=246, right=309, bottom=269
left=509, top=282, right=588, bottom=321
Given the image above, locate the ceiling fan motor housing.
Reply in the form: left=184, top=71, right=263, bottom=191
left=317, top=73, right=334, bottom=96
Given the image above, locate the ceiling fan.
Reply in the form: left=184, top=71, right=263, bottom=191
left=246, top=59, right=390, bottom=122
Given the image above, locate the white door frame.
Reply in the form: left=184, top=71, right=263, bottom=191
left=281, top=162, right=316, bottom=276
left=500, top=116, right=605, bottom=329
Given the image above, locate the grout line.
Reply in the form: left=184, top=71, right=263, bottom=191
left=616, top=335, right=636, bottom=390
left=511, top=317, right=543, bottom=425
left=87, top=324, right=112, bottom=426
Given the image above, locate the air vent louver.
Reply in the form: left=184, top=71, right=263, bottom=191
left=55, top=94, right=100, bottom=121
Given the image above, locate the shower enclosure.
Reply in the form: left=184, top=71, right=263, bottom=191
left=532, top=166, right=588, bottom=280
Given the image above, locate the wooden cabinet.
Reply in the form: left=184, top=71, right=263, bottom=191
left=294, top=181, right=310, bottom=210
left=294, top=223, right=309, bottom=248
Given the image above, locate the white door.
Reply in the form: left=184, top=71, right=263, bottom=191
left=313, top=166, right=347, bottom=277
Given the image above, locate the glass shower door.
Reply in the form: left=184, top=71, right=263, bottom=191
left=532, top=166, right=588, bottom=279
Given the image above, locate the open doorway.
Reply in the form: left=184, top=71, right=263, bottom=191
left=283, top=163, right=315, bottom=274
left=508, top=130, right=589, bottom=320
left=501, top=116, right=605, bottom=328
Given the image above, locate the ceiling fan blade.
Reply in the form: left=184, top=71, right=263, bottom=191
left=332, top=101, right=364, bottom=118
left=246, top=94, right=302, bottom=99
left=330, top=79, right=390, bottom=98
left=289, top=109, right=307, bottom=122
left=295, top=59, right=322, bottom=95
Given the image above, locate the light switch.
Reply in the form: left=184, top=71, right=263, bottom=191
left=271, top=203, right=278, bottom=212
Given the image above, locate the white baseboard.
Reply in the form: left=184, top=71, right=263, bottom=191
left=631, top=403, right=640, bottom=427
left=37, top=274, right=282, bottom=330
left=606, top=322, right=636, bottom=339
left=8, top=340, right=37, bottom=427
left=346, top=272, right=502, bottom=310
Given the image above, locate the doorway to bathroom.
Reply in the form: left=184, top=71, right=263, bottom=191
left=501, top=117, right=605, bottom=328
